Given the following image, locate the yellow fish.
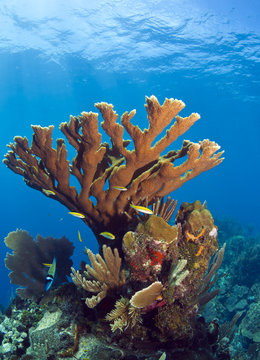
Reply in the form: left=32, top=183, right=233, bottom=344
left=130, top=204, right=153, bottom=215
left=112, top=186, right=127, bottom=191
left=99, top=232, right=115, bottom=240
left=42, top=189, right=56, bottom=196
left=78, top=230, right=82, bottom=243
left=68, top=212, right=85, bottom=219
left=42, top=263, right=52, bottom=267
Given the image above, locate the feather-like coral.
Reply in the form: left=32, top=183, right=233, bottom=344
left=105, top=297, right=142, bottom=332
left=71, top=245, right=125, bottom=308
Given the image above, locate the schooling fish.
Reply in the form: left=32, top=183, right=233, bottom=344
left=44, top=257, right=56, bottom=291
left=130, top=204, right=153, bottom=215
left=99, top=231, right=115, bottom=240
left=68, top=212, right=85, bottom=219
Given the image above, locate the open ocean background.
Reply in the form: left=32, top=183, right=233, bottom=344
left=0, top=0, right=259, bottom=309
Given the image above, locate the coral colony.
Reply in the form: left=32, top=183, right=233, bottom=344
left=3, top=96, right=236, bottom=359
left=3, top=96, right=223, bottom=248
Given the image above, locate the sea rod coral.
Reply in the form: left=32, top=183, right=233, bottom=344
left=3, top=95, right=224, bottom=248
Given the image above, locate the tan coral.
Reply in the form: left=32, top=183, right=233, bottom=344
left=130, top=281, right=163, bottom=308
left=122, top=231, right=135, bottom=250
left=137, top=215, right=179, bottom=244
left=71, top=245, right=125, bottom=308
left=176, top=200, right=215, bottom=235
left=3, top=96, right=224, bottom=245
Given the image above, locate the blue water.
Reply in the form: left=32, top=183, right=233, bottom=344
left=0, top=0, right=259, bottom=308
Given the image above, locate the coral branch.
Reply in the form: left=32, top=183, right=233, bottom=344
left=3, top=96, right=224, bottom=245
left=152, top=196, right=178, bottom=223
left=71, top=245, right=125, bottom=308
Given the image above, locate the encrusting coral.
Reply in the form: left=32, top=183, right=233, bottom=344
left=3, top=95, right=224, bottom=248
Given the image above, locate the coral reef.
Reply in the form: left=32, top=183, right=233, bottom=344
left=0, top=296, right=45, bottom=359
left=3, top=95, right=223, bottom=248
left=122, top=215, right=180, bottom=282
left=240, top=302, right=260, bottom=343
left=4, top=230, right=74, bottom=299
left=3, top=95, right=242, bottom=359
left=71, top=201, right=224, bottom=345
left=200, top=218, right=260, bottom=359
left=0, top=282, right=233, bottom=360
left=227, top=236, right=260, bottom=287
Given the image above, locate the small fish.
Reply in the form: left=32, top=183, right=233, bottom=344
left=44, top=257, right=56, bottom=291
left=159, top=352, right=166, bottom=360
left=78, top=230, right=82, bottom=242
left=130, top=204, right=153, bottom=215
left=68, top=212, right=85, bottom=219
left=42, top=189, right=56, bottom=196
left=99, top=231, right=115, bottom=240
left=42, top=263, right=52, bottom=267
left=112, top=186, right=128, bottom=191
